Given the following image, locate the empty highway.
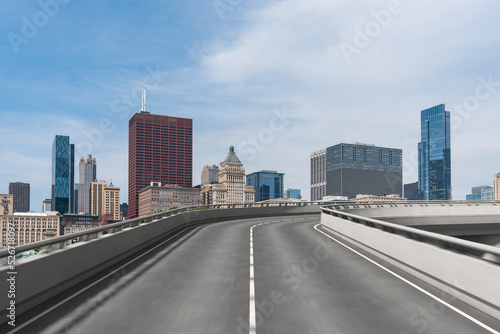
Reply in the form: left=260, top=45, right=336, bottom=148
left=4, top=215, right=499, bottom=334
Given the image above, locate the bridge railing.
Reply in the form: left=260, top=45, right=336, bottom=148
left=321, top=206, right=500, bottom=260
left=0, top=201, right=320, bottom=260
left=324, top=199, right=500, bottom=210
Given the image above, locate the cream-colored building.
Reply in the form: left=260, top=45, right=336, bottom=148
left=353, top=194, right=407, bottom=203
left=0, top=211, right=60, bottom=247
left=90, top=181, right=121, bottom=221
left=201, top=146, right=255, bottom=205
left=494, top=173, right=500, bottom=200
left=138, top=182, right=201, bottom=217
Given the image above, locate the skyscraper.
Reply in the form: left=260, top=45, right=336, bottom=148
left=201, top=165, right=219, bottom=185
left=284, top=188, right=302, bottom=200
left=200, top=146, right=255, bottom=205
left=246, top=170, right=284, bottom=202
left=418, top=104, right=451, bottom=200
left=310, top=143, right=403, bottom=200
left=90, top=180, right=121, bottom=221
left=9, top=182, right=30, bottom=213
left=310, top=149, right=327, bottom=201
left=77, top=154, right=97, bottom=213
left=404, top=182, right=419, bottom=200
left=494, top=173, right=500, bottom=200
left=128, top=89, right=193, bottom=218
left=52, top=135, right=75, bottom=214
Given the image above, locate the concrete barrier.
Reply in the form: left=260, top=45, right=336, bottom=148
left=0, top=205, right=320, bottom=325
left=321, top=213, right=500, bottom=320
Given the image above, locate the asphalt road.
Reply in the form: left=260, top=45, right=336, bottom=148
left=6, top=215, right=500, bottom=334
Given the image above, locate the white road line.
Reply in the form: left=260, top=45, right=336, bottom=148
left=7, top=226, right=199, bottom=334
left=248, top=219, right=296, bottom=334
left=313, top=224, right=500, bottom=334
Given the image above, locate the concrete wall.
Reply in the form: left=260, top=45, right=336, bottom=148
left=0, top=205, right=320, bottom=324
left=321, top=213, right=500, bottom=320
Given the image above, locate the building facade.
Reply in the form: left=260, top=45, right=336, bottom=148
left=52, top=135, right=75, bottom=214
left=42, top=198, right=52, bottom=212
left=246, top=170, right=284, bottom=202
left=90, top=181, right=121, bottom=221
left=128, top=107, right=193, bottom=219
left=494, top=174, right=500, bottom=200
left=200, top=146, right=255, bottom=205
left=60, top=214, right=100, bottom=236
left=76, top=154, right=97, bottom=214
left=404, top=182, right=419, bottom=201
left=310, top=143, right=403, bottom=200
left=310, top=149, right=327, bottom=201
left=201, top=165, right=219, bottom=185
left=120, top=203, right=129, bottom=220
left=0, top=211, right=60, bottom=247
left=284, top=188, right=302, bottom=200
left=353, top=194, right=407, bottom=203
left=418, top=104, right=451, bottom=200
left=138, top=182, right=201, bottom=216
left=466, top=186, right=485, bottom=201
left=9, top=182, right=30, bottom=213
left=481, top=186, right=494, bottom=201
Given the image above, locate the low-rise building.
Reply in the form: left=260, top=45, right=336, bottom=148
left=0, top=211, right=60, bottom=246
left=138, top=182, right=201, bottom=217
left=352, top=194, right=407, bottom=203
left=60, top=213, right=100, bottom=236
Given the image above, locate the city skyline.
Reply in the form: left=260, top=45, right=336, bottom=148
left=2, top=1, right=500, bottom=209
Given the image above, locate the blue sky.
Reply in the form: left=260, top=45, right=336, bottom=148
left=1, top=0, right=500, bottom=210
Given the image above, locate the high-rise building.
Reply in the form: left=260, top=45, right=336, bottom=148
left=9, top=182, right=30, bottom=213
left=494, top=173, right=500, bottom=200
left=404, top=182, right=419, bottom=200
left=90, top=181, right=121, bottom=221
left=201, top=165, right=219, bottom=185
left=284, top=188, right=302, bottom=200
left=246, top=170, right=284, bottom=202
left=310, top=143, right=403, bottom=200
left=481, top=186, right=494, bottom=201
left=42, top=198, right=52, bottom=212
left=120, top=203, right=128, bottom=220
left=310, top=149, right=327, bottom=201
left=128, top=90, right=193, bottom=218
left=418, top=104, right=451, bottom=200
left=138, top=182, right=201, bottom=216
left=76, top=154, right=97, bottom=214
left=466, top=185, right=486, bottom=201
left=52, top=135, right=75, bottom=214
left=201, top=146, right=255, bottom=204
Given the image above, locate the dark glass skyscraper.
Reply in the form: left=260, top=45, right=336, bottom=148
left=246, top=170, right=284, bottom=202
left=9, top=182, right=30, bottom=213
left=52, top=135, right=75, bottom=214
left=418, top=104, right=451, bottom=200
left=311, top=143, right=403, bottom=200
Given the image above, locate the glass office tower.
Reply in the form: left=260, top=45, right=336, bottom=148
left=52, top=135, right=75, bottom=214
left=246, top=170, right=284, bottom=202
left=418, top=104, right=451, bottom=200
